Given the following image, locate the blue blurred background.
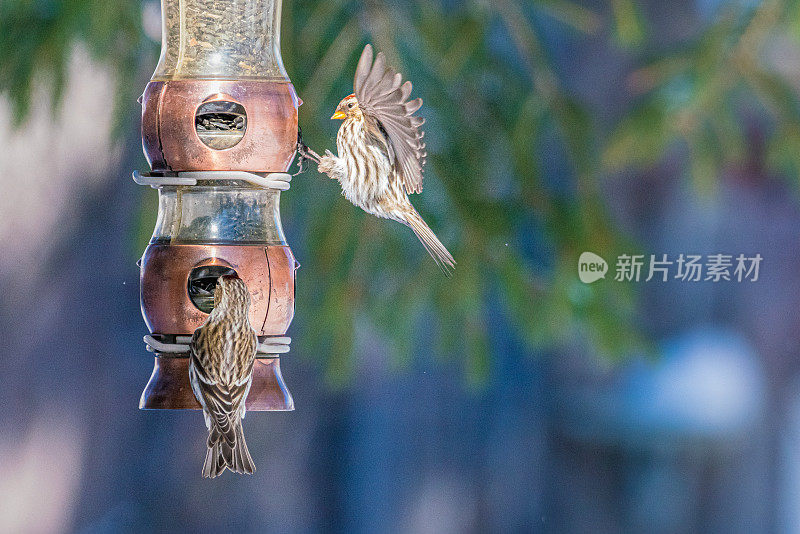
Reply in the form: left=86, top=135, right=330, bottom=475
left=2, top=0, right=800, bottom=532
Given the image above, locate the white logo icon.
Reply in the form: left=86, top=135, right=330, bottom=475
left=578, top=252, right=608, bottom=283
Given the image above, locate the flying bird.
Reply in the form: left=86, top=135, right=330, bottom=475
left=189, top=274, right=257, bottom=478
left=307, top=44, right=455, bottom=273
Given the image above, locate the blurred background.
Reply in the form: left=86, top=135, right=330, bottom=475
left=2, top=0, right=800, bottom=532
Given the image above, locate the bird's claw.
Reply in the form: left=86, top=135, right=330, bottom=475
left=293, top=156, right=307, bottom=176
left=294, top=125, right=321, bottom=176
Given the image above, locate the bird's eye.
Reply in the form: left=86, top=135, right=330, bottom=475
left=347, top=102, right=354, bottom=109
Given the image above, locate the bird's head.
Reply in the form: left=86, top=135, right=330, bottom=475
left=212, top=273, right=251, bottom=314
left=332, top=94, right=361, bottom=120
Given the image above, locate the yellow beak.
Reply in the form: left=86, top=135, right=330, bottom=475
left=331, top=110, right=346, bottom=120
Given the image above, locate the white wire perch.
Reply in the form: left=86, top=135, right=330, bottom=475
left=132, top=170, right=292, bottom=190
left=144, top=334, right=291, bottom=355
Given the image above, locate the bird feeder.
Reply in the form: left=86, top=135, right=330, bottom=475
left=136, top=0, right=298, bottom=410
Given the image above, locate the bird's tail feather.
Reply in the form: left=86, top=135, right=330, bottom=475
left=231, top=422, right=255, bottom=474
left=202, top=419, right=255, bottom=478
left=405, top=210, right=455, bottom=275
left=202, top=441, right=226, bottom=478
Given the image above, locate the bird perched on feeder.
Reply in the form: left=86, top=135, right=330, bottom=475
left=189, top=274, right=257, bottom=478
left=302, top=44, right=455, bottom=274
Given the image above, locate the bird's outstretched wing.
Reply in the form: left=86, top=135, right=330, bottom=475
left=354, top=44, right=427, bottom=194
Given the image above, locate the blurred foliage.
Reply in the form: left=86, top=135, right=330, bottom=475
left=6, top=0, right=798, bottom=383
left=0, top=0, right=144, bottom=131
left=603, top=0, right=800, bottom=191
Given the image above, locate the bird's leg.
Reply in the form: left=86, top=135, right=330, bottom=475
left=294, top=126, right=321, bottom=176
left=305, top=147, right=322, bottom=162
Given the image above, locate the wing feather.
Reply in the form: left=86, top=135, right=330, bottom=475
left=404, top=97, right=423, bottom=114
left=354, top=44, right=427, bottom=194
left=354, top=45, right=374, bottom=95
left=189, top=329, right=254, bottom=447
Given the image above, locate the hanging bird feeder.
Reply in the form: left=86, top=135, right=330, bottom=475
left=136, top=0, right=298, bottom=411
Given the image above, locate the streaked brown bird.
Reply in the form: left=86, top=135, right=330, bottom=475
left=189, top=274, right=257, bottom=478
left=313, top=44, right=455, bottom=273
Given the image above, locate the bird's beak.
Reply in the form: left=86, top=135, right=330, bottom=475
left=331, top=110, right=346, bottom=120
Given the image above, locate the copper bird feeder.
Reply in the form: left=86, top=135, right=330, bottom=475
left=136, top=0, right=298, bottom=411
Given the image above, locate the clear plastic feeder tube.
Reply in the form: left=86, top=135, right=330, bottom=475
left=152, top=184, right=287, bottom=245
left=153, top=0, right=288, bottom=80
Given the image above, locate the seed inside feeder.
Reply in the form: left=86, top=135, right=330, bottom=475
left=195, top=100, right=247, bottom=149
left=153, top=0, right=286, bottom=80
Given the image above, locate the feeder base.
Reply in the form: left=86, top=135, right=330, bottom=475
left=139, top=356, right=293, bottom=411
